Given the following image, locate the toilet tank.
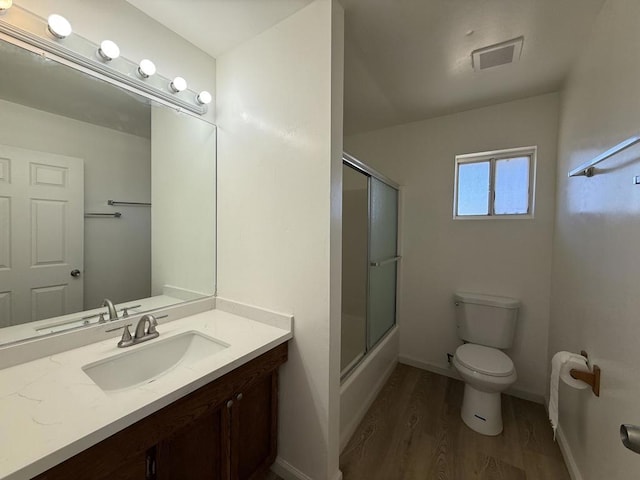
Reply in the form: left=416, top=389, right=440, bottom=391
left=454, top=292, right=520, bottom=349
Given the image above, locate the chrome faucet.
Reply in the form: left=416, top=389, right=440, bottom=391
left=110, top=314, right=164, bottom=348
left=134, top=314, right=159, bottom=342
left=101, top=298, right=118, bottom=320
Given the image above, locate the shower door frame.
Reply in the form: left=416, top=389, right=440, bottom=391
left=341, top=152, right=401, bottom=381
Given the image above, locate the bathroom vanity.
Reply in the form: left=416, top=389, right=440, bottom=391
left=0, top=307, right=292, bottom=480
left=35, top=342, right=287, bottom=480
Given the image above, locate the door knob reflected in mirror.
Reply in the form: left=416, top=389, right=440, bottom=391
left=70, top=269, right=81, bottom=278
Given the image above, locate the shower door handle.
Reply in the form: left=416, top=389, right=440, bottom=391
left=370, top=256, right=401, bottom=267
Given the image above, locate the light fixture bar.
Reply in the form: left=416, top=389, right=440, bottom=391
left=0, top=5, right=208, bottom=116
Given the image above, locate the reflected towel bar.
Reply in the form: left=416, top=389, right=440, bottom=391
left=568, top=135, right=640, bottom=177
left=370, top=256, right=401, bottom=267
left=108, top=200, right=151, bottom=206
left=85, top=212, right=122, bottom=218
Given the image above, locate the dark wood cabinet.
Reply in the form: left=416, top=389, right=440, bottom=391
left=232, top=373, right=278, bottom=480
left=34, top=342, right=287, bottom=480
left=156, top=406, right=228, bottom=480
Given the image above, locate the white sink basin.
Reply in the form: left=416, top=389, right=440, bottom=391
left=82, top=331, right=229, bottom=392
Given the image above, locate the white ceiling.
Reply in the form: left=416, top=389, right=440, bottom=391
left=341, top=0, right=605, bottom=134
left=127, top=0, right=606, bottom=135
left=125, top=0, right=315, bottom=58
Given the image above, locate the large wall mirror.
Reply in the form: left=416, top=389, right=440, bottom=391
left=0, top=37, right=216, bottom=345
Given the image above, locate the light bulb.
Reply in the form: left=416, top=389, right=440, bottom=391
left=98, top=40, right=120, bottom=61
left=47, top=14, right=72, bottom=39
left=137, top=59, right=156, bottom=79
left=169, top=76, right=187, bottom=93
left=0, top=0, right=12, bottom=14
left=196, top=91, right=212, bottom=105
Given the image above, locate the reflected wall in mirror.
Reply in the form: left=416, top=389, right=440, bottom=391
left=0, top=38, right=216, bottom=345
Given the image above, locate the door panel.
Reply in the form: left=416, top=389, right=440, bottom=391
left=368, top=262, right=398, bottom=348
left=31, top=285, right=68, bottom=322
left=31, top=200, right=67, bottom=265
left=0, top=144, right=83, bottom=327
left=368, top=177, right=398, bottom=348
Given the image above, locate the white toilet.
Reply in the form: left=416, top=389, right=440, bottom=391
left=452, top=292, right=520, bottom=436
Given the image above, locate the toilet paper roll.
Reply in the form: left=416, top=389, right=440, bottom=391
left=560, top=355, right=589, bottom=390
left=549, top=351, right=590, bottom=438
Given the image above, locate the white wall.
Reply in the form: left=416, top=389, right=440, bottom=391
left=151, top=106, right=216, bottom=297
left=15, top=0, right=216, bottom=123
left=0, top=98, right=151, bottom=310
left=550, top=0, right=640, bottom=477
left=216, top=0, right=344, bottom=478
left=346, top=93, right=560, bottom=400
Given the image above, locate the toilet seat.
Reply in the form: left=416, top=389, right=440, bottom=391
left=455, top=344, right=514, bottom=377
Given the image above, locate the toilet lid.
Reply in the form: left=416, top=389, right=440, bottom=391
left=455, top=344, right=514, bottom=377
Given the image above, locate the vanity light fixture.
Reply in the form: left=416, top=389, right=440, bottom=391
left=47, top=14, right=72, bottom=39
left=196, top=90, right=212, bottom=105
left=98, top=40, right=120, bottom=61
left=0, top=0, right=12, bottom=14
left=169, top=76, right=187, bottom=93
left=0, top=6, right=207, bottom=115
left=137, top=59, right=156, bottom=79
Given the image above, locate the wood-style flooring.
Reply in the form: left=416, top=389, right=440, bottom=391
left=340, top=364, right=570, bottom=480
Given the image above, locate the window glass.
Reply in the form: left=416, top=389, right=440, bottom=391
left=457, top=161, right=490, bottom=216
left=494, top=156, right=529, bottom=214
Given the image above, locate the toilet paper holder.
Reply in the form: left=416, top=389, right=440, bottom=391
left=569, top=350, right=601, bottom=397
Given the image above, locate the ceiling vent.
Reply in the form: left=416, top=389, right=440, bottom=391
left=472, top=36, right=524, bottom=71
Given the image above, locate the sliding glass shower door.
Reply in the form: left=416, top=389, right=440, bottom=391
left=341, top=164, right=369, bottom=374
left=341, top=156, right=399, bottom=378
left=368, top=178, right=398, bottom=348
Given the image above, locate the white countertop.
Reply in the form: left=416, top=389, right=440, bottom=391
left=0, top=308, right=292, bottom=480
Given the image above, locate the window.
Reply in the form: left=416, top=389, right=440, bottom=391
left=454, top=146, right=536, bottom=219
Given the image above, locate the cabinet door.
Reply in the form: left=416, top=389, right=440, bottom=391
left=33, top=451, right=147, bottom=480
left=93, top=453, right=149, bottom=480
left=231, top=372, right=278, bottom=480
left=156, top=404, right=230, bottom=480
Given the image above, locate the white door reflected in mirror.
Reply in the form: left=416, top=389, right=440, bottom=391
left=0, top=144, right=84, bottom=327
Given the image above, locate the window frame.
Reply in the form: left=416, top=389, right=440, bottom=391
left=453, top=146, right=537, bottom=220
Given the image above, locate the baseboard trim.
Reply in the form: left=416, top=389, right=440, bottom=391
left=399, top=354, right=459, bottom=379
left=556, top=425, right=584, bottom=480
left=271, top=458, right=313, bottom=480
left=398, top=355, right=545, bottom=404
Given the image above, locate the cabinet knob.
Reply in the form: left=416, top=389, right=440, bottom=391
left=236, top=393, right=243, bottom=401
left=226, top=399, right=233, bottom=409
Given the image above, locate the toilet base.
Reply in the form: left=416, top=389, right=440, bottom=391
left=460, top=384, right=503, bottom=436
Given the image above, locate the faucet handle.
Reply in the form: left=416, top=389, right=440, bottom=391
left=113, top=324, right=133, bottom=348
left=146, top=315, right=158, bottom=335
left=146, top=314, right=167, bottom=335
left=106, top=323, right=134, bottom=347
left=120, top=304, right=142, bottom=318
